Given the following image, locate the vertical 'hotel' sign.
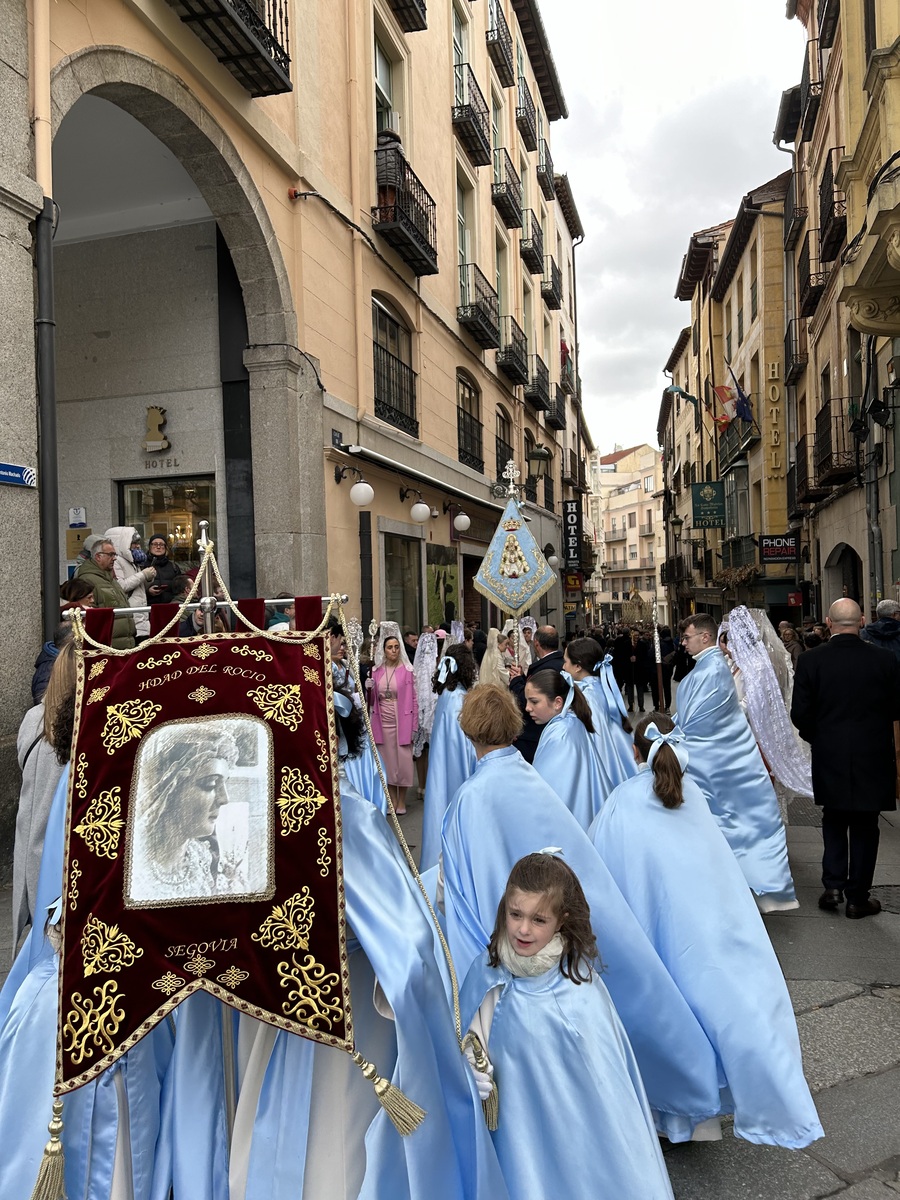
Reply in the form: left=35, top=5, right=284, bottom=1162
left=563, top=499, right=583, bottom=569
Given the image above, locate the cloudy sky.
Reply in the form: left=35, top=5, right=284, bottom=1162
left=540, top=2, right=807, bottom=454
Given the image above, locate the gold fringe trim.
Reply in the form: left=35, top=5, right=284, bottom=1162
left=29, top=1099, right=66, bottom=1200
left=463, top=1032, right=499, bottom=1131
left=351, top=1051, right=425, bottom=1135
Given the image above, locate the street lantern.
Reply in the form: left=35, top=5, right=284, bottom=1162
left=526, top=442, right=552, bottom=480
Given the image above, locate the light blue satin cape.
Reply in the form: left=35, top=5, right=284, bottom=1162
left=674, top=649, right=797, bottom=906
left=531, top=710, right=606, bottom=828
left=591, top=768, right=822, bottom=1147
left=576, top=674, right=637, bottom=795
left=461, top=955, right=674, bottom=1200
left=419, top=686, right=475, bottom=871
left=440, top=746, right=722, bottom=1138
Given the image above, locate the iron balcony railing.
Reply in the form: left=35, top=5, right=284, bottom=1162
left=798, top=229, right=828, bottom=317
left=815, top=396, right=858, bottom=485
left=371, top=148, right=438, bottom=276
left=519, top=209, right=544, bottom=274
left=485, top=0, right=515, bottom=88
left=560, top=353, right=575, bottom=394
left=496, top=315, right=529, bottom=385
left=164, top=0, right=291, bottom=95
left=385, top=0, right=426, bottom=33
left=491, top=149, right=523, bottom=229
left=495, top=435, right=514, bottom=479
left=796, top=433, right=829, bottom=502
left=718, top=417, right=759, bottom=471
left=818, top=0, right=839, bottom=48
left=640, top=557, right=655, bottom=570
left=374, top=343, right=418, bottom=437
left=819, top=146, right=847, bottom=261
left=457, top=406, right=485, bottom=473
left=452, top=64, right=492, bottom=166
left=639, top=523, right=653, bottom=536
left=721, top=535, right=757, bottom=570
left=457, top=263, right=500, bottom=348
left=661, top=555, right=692, bottom=585
left=605, top=528, right=627, bottom=541
left=784, top=317, right=808, bottom=384
left=536, top=139, right=555, bottom=200
left=541, top=255, right=563, bottom=309
left=546, top=383, right=566, bottom=430
left=543, top=471, right=555, bottom=512
left=786, top=463, right=801, bottom=520
left=562, top=452, right=578, bottom=485
left=524, top=353, right=550, bottom=410
left=516, top=76, right=538, bottom=151
left=800, top=38, right=822, bottom=142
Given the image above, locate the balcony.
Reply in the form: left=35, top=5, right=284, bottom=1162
left=784, top=317, right=808, bottom=384
left=800, top=38, right=822, bottom=142
left=786, top=463, right=802, bottom=521
left=784, top=170, right=807, bottom=250
left=543, top=472, right=555, bottom=513
left=541, top=255, right=563, bottom=310
left=818, top=0, right=839, bottom=49
left=374, top=343, right=418, bottom=437
left=639, top=523, right=653, bottom=537
left=516, top=76, right=538, bottom=151
left=819, top=146, right=847, bottom=262
left=718, top=418, right=760, bottom=472
left=578, top=459, right=588, bottom=493
left=496, top=315, right=529, bottom=385
left=560, top=353, right=575, bottom=394
left=385, top=0, right=426, bottom=33
left=640, top=557, right=655, bottom=570
left=798, top=229, right=828, bottom=317
left=457, top=406, right=484, bottom=473
left=661, top=555, right=692, bottom=585
left=524, top=353, right=550, bottom=410
left=536, top=139, right=555, bottom=200
left=495, top=435, right=514, bottom=479
left=371, top=149, right=438, bottom=276
left=491, top=149, right=523, bottom=229
left=796, top=433, right=829, bottom=503
left=545, top=384, right=567, bottom=430
left=814, top=396, right=858, bottom=485
left=485, top=0, right=515, bottom=88
left=523, top=475, right=538, bottom=503
left=163, top=0, right=291, bottom=96
left=452, top=64, right=492, bottom=166
left=605, top=527, right=627, bottom=542
left=721, top=536, right=757, bottom=569
left=519, top=209, right=544, bottom=274
left=458, top=263, right=500, bottom=348
left=562, top=451, right=577, bottom=487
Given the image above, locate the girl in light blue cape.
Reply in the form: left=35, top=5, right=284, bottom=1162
left=461, top=853, right=674, bottom=1200
left=419, top=646, right=477, bottom=871
left=525, top=667, right=606, bottom=827
left=590, top=715, right=823, bottom=1149
left=563, top=638, right=637, bottom=795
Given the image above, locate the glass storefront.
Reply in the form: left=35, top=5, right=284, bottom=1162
left=119, top=477, right=216, bottom=569
left=383, top=533, right=422, bottom=630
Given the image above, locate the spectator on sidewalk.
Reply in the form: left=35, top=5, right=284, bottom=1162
left=860, top=599, right=900, bottom=663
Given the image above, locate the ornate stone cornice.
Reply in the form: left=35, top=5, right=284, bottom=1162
left=845, top=288, right=900, bottom=336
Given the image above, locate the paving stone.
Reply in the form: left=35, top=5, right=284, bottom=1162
left=826, top=1181, right=900, bottom=1199
left=798, top=997, right=900, bottom=1091
left=769, top=911, right=900, bottom=986
left=873, top=987, right=900, bottom=1003
left=813, top=1067, right=900, bottom=1176
left=663, top=1132, right=842, bottom=1200
left=788, top=980, right=864, bottom=1014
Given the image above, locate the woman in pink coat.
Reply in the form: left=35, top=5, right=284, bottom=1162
left=368, top=627, right=417, bottom=813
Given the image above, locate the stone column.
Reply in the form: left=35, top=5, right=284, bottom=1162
left=244, top=344, right=328, bottom=600
left=0, top=0, right=43, bottom=881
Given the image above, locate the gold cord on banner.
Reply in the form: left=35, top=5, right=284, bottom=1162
left=351, top=1051, right=426, bottom=1135
left=462, top=1032, right=498, bottom=1131
left=28, top=1099, right=66, bottom=1200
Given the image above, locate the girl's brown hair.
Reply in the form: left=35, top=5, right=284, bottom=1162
left=432, top=644, right=477, bottom=694
left=634, top=712, right=684, bottom=809
left=526, top=669, right=594, bottom=734
left=43, top=640, right=78, bottom=764
left=458, top=683, right=523, bottom=747
left=563, top=636, right=604, bottom=675
left=488, top=853, right=598, bottom=984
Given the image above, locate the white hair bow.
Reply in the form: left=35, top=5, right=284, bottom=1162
left=645, top=722, right=689, bottom=774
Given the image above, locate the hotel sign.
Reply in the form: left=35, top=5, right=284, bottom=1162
left=690, top=481, right=725, bottom=528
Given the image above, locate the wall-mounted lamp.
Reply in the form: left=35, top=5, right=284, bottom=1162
left=526, top=443, right=552, bottom=481
left=443, top=499, right=471, bottom=532
left=544, top=542, right=560, bottom=570
left=335, top=464, right=374, bottom=506
left=400, top=486, right=431, bottom=524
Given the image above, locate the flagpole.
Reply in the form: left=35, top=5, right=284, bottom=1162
left=652, top=594, right=663, bottom=713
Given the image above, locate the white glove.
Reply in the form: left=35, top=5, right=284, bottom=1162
left=471, top=1066, right=494, bottom=1102
left=142, top=566, right=157, bottom=580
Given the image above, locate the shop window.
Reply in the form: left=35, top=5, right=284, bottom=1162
left=383, top=532, right=421, bottom=629
left=119, top=477, right=216, bottom=570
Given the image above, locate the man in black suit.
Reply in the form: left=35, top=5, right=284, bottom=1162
left=508, top=625, right=564, bottom=763
left=791, top=599, right=900, bottom=918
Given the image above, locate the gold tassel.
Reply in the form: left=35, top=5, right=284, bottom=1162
left=30, top=1099, right=67, bottom=1200
left=351, top=1051, right=426, bottom=1135
left=463, top=1032, right=499, bottom=1131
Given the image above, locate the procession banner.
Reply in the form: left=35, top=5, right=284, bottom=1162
left=473, top=498, right=556, bottom=616
left=57, top=628, right=351, bottom=1092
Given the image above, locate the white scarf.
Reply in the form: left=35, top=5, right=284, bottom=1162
left=497, top=932, right=565, bottom=978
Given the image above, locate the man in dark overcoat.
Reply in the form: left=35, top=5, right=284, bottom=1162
left=791, top=598, right=900, bottom=918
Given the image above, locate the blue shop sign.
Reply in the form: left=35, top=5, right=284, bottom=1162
left=0, top=462, right=37, bottom=488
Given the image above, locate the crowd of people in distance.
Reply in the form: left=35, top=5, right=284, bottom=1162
left=10, top=577, right=900, bottom=1198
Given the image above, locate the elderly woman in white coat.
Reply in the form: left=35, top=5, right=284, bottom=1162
left=105, top=525, right=156, bottom=640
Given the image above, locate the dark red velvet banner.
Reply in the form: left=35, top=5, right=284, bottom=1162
left=57, top=628, right=351, bottom=1092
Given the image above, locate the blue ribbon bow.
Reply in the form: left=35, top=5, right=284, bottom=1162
left=599, top=655, right=629, bottom=721
left=559, top=669, right=576, bottom=717
left=645, top=722, right=689, bottom=773
left=437, top=656, right=458, bottom=684
left=333, top=691, right=353, bottom=719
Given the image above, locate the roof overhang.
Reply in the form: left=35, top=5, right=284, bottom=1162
left=773, top=85, right=802, bottom=145
left=664, top=327, right=691, bottom=374
left=554, top=174, right=584, bottom=240
left=510, top=0, right=568, bottom=121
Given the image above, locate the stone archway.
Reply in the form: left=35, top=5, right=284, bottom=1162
left=823, top=541, right=863, bottom=606
left=50, top=48, right=327, bottom=595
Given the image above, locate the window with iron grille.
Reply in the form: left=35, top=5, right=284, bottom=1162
left=457, top=372, right=483, bottom=472
left=372, top=297, right=417, bottom=434
left=495, top=406, right=513, bottom=477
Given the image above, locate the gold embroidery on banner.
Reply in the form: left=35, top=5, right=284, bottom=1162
left=217, top=965, right=250, bottom=989
left=137, top=652, right=180, bottom=670
left=69, top=860, right=82, bottom=910
left=152, top=972, right=185, bottom=997
left=191, top=644, right=217, bottom=660
left=303, top=666, right=321, bottom=685
left=75, top=753, right=89, bottom=801
left=248, top=684, right=304, bottom=730
left=316, top=827, right=332, bottom=877
left=232, top=644, right=274, bottom=663
left=81, top=914, right=144, bottom=977
left=277, top=769, right=328, bottom=834
left=303, top=643, right=321, bottom=661
left=74, top=788, right=124, bottom=859
left=63, top=980, right=125, bottom=1065
left=87, top=687, right=109, bottom=705
left=187, top=686, right=216, bottom=704
left=314, top=730, right=329, bottom=773
left=184, top=953, right=215, bottom=977
left=252, top=888, right=314, bottom=951
left=102, top=700, right=162, bottom=754
left=89, top=658, right=108, bottom=680
left=277, top=953, right=342, bottom=1029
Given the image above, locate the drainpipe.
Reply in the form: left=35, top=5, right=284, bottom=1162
left=345, top=0, right=367, bottom=421
left=863, top=336, right=885, bottom=612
